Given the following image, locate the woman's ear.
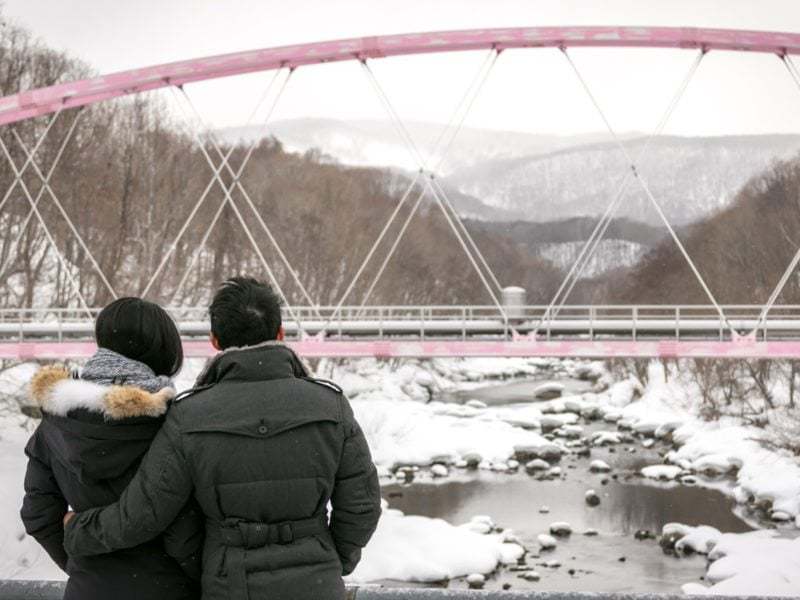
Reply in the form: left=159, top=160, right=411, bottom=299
left=277, top=326, right=285, bottom=341
left=210, top=333, right=222, bottom=351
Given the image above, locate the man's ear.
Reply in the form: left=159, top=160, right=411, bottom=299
left=210, top=333, right=222, bottom=351
left=277, top=326, right=285, bottom=341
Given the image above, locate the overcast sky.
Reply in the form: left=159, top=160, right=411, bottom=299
left=5, top=0, right=800, bottom=136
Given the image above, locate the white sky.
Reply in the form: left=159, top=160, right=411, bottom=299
left=5, top=0, right=800, bottom=136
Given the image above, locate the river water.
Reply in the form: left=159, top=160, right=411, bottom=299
left=381, top=377, right=754, bottom=594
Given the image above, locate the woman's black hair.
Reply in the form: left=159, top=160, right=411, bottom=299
left=94, top=297, right=183, bottom=377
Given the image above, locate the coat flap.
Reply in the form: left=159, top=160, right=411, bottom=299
left=182, top=414, right=339, bottom=439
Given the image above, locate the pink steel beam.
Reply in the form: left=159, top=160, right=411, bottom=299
left=2, top=26, right=800, bottom=126
left=4, top=339, right=800, bottom=360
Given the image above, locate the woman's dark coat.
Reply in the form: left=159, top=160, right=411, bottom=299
left=21, top=366, right=202, bottom=600
left=63, top=343, right=382, bottom=600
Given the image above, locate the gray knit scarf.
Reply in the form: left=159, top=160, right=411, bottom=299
left=81, top=348, right=173, bottom=393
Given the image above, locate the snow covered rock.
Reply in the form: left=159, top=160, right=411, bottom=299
left=465, top=399, right=487, bottom=409
left=589, top=459, right=611, bottom=473
left=641, top=465, right=683, bottom=481
left=348, top=507, right=524, bottom=583
left=537, top=534, right=557, bottom=550
left=591, top=431, right=621, bottom=446
left=431, top=464, right=449, bottom=478
left=466, top=573, right=486, bottom=589
left=513, top=441, right=564, bottom=462
left=533, top=382, right=564, bottom=399
left=679, top=530, right=800, bottom=597
left=525, top=459, right=550, bottom=474
left=585, top=489, right=601, bottom=506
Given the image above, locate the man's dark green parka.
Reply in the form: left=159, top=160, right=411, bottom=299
left=64, top=342, right=382, bottom=600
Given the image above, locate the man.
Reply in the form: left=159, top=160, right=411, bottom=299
left=64, top=277, right=382, bottom=600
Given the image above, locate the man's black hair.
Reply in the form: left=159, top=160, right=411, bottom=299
left=95, top=297, right=184, bottom=377
left=209, top=277, right=283, bottom=349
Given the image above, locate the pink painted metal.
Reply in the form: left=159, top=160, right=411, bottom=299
left=2, top=26, right=800, bottom=126
left=4, top=339, right=800, bottom=360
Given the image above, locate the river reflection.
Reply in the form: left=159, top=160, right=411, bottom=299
left=384, top=468, right=751, bottom=593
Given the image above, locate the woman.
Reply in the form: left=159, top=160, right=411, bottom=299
left=21, top=297, right=202, bottom=600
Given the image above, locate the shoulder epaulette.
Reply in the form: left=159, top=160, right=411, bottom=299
left=302, top=377, right=343, bottom=395
left=173, top=384, right=215, bottom=403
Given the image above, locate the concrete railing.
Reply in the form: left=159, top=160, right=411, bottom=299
left=0, top=581, right=786, bottom=600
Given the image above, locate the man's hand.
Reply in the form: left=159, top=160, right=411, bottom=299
left=63, top=511, right=75, bottom=527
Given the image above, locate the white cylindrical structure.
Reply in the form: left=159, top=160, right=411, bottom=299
left=502, top=286, right=526, bottom=320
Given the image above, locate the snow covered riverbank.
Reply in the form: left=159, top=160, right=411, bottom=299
left=1, top=355, right=799, bottom=594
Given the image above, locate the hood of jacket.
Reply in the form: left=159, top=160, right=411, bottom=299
left=195, top=341, right=311, bottom=387
left=29, top=365, right=176, bottom=482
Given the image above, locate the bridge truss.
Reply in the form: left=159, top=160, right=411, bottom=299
left=2, top=27, right=800, bottom=359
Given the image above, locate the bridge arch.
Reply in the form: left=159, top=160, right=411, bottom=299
left=1, top=26, right=800, bottom=126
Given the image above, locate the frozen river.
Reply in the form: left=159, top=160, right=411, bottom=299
left=381, top=377, right=756, bottom=594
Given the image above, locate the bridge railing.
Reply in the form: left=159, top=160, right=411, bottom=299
left=3, top=305, right=800, bottom=343
left=0, top=580, right=785, bottom=600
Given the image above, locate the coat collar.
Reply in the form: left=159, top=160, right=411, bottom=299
left=30, top=365, right=175, bottom=420
left=195, top=341, right=312, bottom=387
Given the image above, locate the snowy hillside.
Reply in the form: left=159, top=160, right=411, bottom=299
left=219, top=120, right=800, bottom=227
left=448, top=135, right=800, bottom=226
left=537, top=239, right=647, bottom=279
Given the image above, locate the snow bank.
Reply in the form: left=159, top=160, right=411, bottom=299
left=322, top=357, right=557, bottom=404
left=595, top=362, right=800, bottom=523
left=668, top=424, right=800, bottom=518
left=347, top=503, right=524, bottom=583
left=353, top=399, right=559, bottom=468
left=667, top=524, right=800, bottom=597
left=0, top=413, right=64, bottom=581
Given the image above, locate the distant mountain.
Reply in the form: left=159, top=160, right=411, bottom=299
left=447, top=135, right=800, bottom=226
left=216, top=118, right=628, bottom=176
left=218, top=119, right=800, bottom=228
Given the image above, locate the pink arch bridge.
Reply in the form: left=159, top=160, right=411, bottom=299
left=3, top=27, right=800, bottom=359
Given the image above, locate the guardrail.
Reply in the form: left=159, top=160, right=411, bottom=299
left=2, top=305, right=800, bottom=342
left=0, top=581, right=786, bottom=600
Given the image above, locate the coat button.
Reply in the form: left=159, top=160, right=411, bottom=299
left=258, top=425, right=268, bottom=434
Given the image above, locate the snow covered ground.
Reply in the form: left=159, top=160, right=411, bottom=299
left=663, top=523, right=800, bottom=596
left=1, top=355, right=800, bottom=594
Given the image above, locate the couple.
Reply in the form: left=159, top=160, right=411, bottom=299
left=21, top=277, right=381, bottom=600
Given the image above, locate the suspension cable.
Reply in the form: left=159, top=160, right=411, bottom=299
left=11, top=116, right=118, bottom=300
left=170, top=84, right=305, bottom=334
left=140, top=144, right=237, bottom=297
left=169, top=69, right=295, bottom=303
left=534, top=49, right=706, bottom=334
left=0, top=109, right=63, bottom=215
left=320, top=50, right=500, bottom=332
left=751, top=54, right=800, bottom=333
left=0, top=131, right=92, bottom=316
left=175, top=73, right=323, bottom=316
left=139, top=70, right=285, bottom=298
left=561, top=48, right=733, bottom=335
left=0, top=110, right=83, bottom=275
left=359, top=57, right=508, bottom=318
left=356, top=187, right=428, bottom=312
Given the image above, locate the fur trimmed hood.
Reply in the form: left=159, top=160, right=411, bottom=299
left=30, top=365, right=175, bottom=420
